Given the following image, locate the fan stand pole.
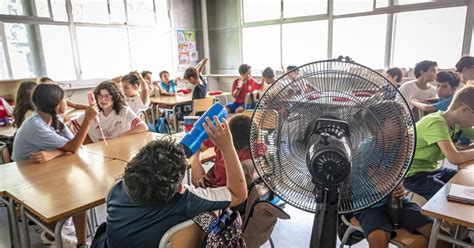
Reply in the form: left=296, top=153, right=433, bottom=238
left=309, top=188, right=339, bottom=248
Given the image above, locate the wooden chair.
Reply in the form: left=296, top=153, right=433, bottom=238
left=339, top=216, right=428, bottom=247
left=190, top=97, right=214, bottom=116
left=158, top=219, right=205, bottom=248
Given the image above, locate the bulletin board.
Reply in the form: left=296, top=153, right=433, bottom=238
left=177, top=30, right=198, bottom=66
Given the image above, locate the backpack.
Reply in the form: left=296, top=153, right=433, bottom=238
left=193, top=209, right=246, bottom=248
left=155, top=116, right=171, bottom=134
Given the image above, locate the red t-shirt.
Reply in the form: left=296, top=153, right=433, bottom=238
left=202, top=139, right=266, bottom=187
left=231, top=77, right=261, bottom=104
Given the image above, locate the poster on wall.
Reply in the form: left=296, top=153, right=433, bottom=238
left=177, top=30, right=197, bottom=66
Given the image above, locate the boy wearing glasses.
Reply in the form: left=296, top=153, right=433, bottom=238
left=404, top=86, right=474, bottom=200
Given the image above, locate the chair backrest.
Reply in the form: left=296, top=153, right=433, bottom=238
left=191, top=97, right=214, bottom=115
left=213, top=94, right=228, bottom=105
left=158, top=219, right=205, bottom=248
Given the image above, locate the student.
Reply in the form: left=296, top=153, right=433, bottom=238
left=71, top=81, right=148, bottom=143
left=227, top=64, right=261, bottom=113
left=260, top=67, right=275, bottom=94
left=397, top=60, right=437, bottom=110
left=91, top=116, right=247, bottom=247
left=159, top=70, right=180, bottom=96
left=183, top=58, right=209, bottom=100
left=455, top=56, right=474, bottom=86
left=354, top=101, right=436, bottom=248
left=286, top=65, right=299, bottom=82
left=411, top=71, right=460, bottom=113
left=141, top=70, right=160, bottom=96
left=13, top=81, right=38, bottom=128
left=11, top=84, right=98, bottom=247
left=404, top=86, right=474, bottom=200
left=38, top=76, right=89, bottom=110
left=121, top=71, right=150, bottom=113
left=385, top=67, right=403, bottom=87
left=191, top=114, right=263, bottom=188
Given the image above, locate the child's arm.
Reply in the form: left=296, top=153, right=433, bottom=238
left=202, top=116, right=247, bottom=207
left=66, top=99, right=88, bottom=110
left=195, top=57, right=209, bottom=75
left=190, top=150, right=207, bottom=187
left=411, top=99, right=436, bottom=112
left=61, top=106, right=98, bottom=152
left=30, top=149, right=67, bottom=163
left=134, top=71, right=150, bottom=105
left=2, top=98, right=13, bottom=116
left=438, top=140, right=474, bottom=166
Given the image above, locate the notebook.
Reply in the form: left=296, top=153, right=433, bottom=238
left=446, top=183, right=474, bottom=205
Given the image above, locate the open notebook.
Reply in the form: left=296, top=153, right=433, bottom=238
left=446, top=183, right=474, bottom=205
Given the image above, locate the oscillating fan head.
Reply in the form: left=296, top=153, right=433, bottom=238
left=250, top=58, right=416, bottom=214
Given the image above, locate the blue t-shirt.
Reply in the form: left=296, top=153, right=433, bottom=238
left=160, top=80, right=177, bottom=93
left=431, top=95, right=452, bottom=111
left=95, top=180, right=231, bottom=248
left=12, top=112, right=74, bottom=161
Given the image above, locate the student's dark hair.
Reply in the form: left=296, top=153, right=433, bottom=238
left=93, top=81, right=126, bottom=115
left=159, top=70, right=169, bottom=80
left=238, top=64, right=251, bottom=75
left=123, top=137, right=187, bottom=206
left=183, top=67, right=198, bottom=80
left=14, top=81, right=38, bottom=128
left=455, top=56, right=474, bottom=73
left=32, top=84, right=65, bottom=134
left=38, top=77, right=54, bottom=84
left=414, top=60, right=437, bottom=78
left=141, top=70, right=152, bottom=78
left=229, top=114, right=251, bottom=151
left=286, top=65, right=298, bottom=72
left=386, top=67, right=403, bottom=83
left=436, top=71, right=460, bottom=89
left=121, top=72, right=140, bottom=86
left=448, top=85, right=474, bottom=110
left=262, top=67, right=275, bottom=79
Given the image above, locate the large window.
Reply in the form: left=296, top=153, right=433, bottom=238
left=0, top=0, right=24, bottom=15
left=39, top=25, right=75, bottom=80
left=243, top=0, right=280, bottom=23
left=129, top=29, right=173, bottom=75
left=334, top=0, right=373, bottom=15
left=395, top=0, right=434, bottom=5
left=35, top=0, right=50, bottom=18
left=392, top=7, right=466, bottom=68
left=282, top=21, right=328, bottom=66
left=242, top=25, right=280, bottom=71
left=72, top=0, right=109, bottom=23
left=51, top=0, right=68, bottom=21
left=5, top=23, right=35, bottom=78
left=76, top=27, right=130, bottom=79
left=284, top=0, right=327, bottom=18
left=333, top=15, right=387, bottom=69
left=109, top=0, right=126, bottom=24
left=0, top=35, right=9, bottom=79
left=127, top=0, right=156, bottom=25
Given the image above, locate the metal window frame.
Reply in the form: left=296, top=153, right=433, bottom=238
left=236, top=0, right=472, bottom=70
left=0, top=0, right=172, bottom=81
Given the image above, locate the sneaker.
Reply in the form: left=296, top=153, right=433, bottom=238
left=62, top=234, right=78, bottom=248
left=40, top=231, right=55, bottom=245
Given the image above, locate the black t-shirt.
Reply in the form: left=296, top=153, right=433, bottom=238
left=192, top=75, right=207, bottom=100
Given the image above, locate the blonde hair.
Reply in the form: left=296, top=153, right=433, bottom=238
left=448, top=85, right=474, bottom=110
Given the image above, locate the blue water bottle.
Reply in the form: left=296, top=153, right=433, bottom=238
left=180, top=103, right=228, bottom=157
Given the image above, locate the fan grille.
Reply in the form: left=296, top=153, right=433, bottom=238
left=249, top=59, right=416, bottom=213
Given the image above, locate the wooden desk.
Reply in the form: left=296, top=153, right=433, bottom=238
left=0, top=125, right=16, bottom=139
left=422, top=169, right=474, bottom=247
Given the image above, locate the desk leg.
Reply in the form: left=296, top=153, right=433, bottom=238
left=173, top=105, right=179, bottom=133
left=3, top=197, right=20, bottom=247
left=20, top=205, right=31, bottom=248
left=428, top=218, right=441, bottom=248
left=54, top=219, right=66, bottom=248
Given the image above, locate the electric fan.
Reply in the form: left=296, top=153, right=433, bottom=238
left=249, top=56, right=416, bottom=248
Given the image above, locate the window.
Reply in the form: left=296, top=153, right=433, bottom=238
left=35, top=0, right=50, bottom=18
left=5, top=23, right=36, bottom=78
left=51, top=0, right=68, bottom=21
left=242, top=25, right=280, bottom=70
left=376, top=0, right=389, bottom=8
left=333, top=15, right=387, bottom=69
left=243, top=0, right=280, bottom=23
left=284, top=0, right=327, bottom=18
left=129, top=28, right=173, bottom=75
left=395, top=0, right=433, bottom=5
left=334, top=0, right=373, bottom=15
left=0, top=34, right=9, bottom=79
left=127, top=0, right=155, bottom=25
left=392, top=7, right=466, bottom=68
left=76, top=27, right=130, bottom=79
left=39, top=25, right=75, bottom=80
left=0, top=0, right=24, bottom=15
left=109, top=0, right=126, bottom=24
left=282, top=21, right=328, bottom=66
left=72, top=0, right=109, bottom=23
left=155, top=0, right=170, bottom=29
